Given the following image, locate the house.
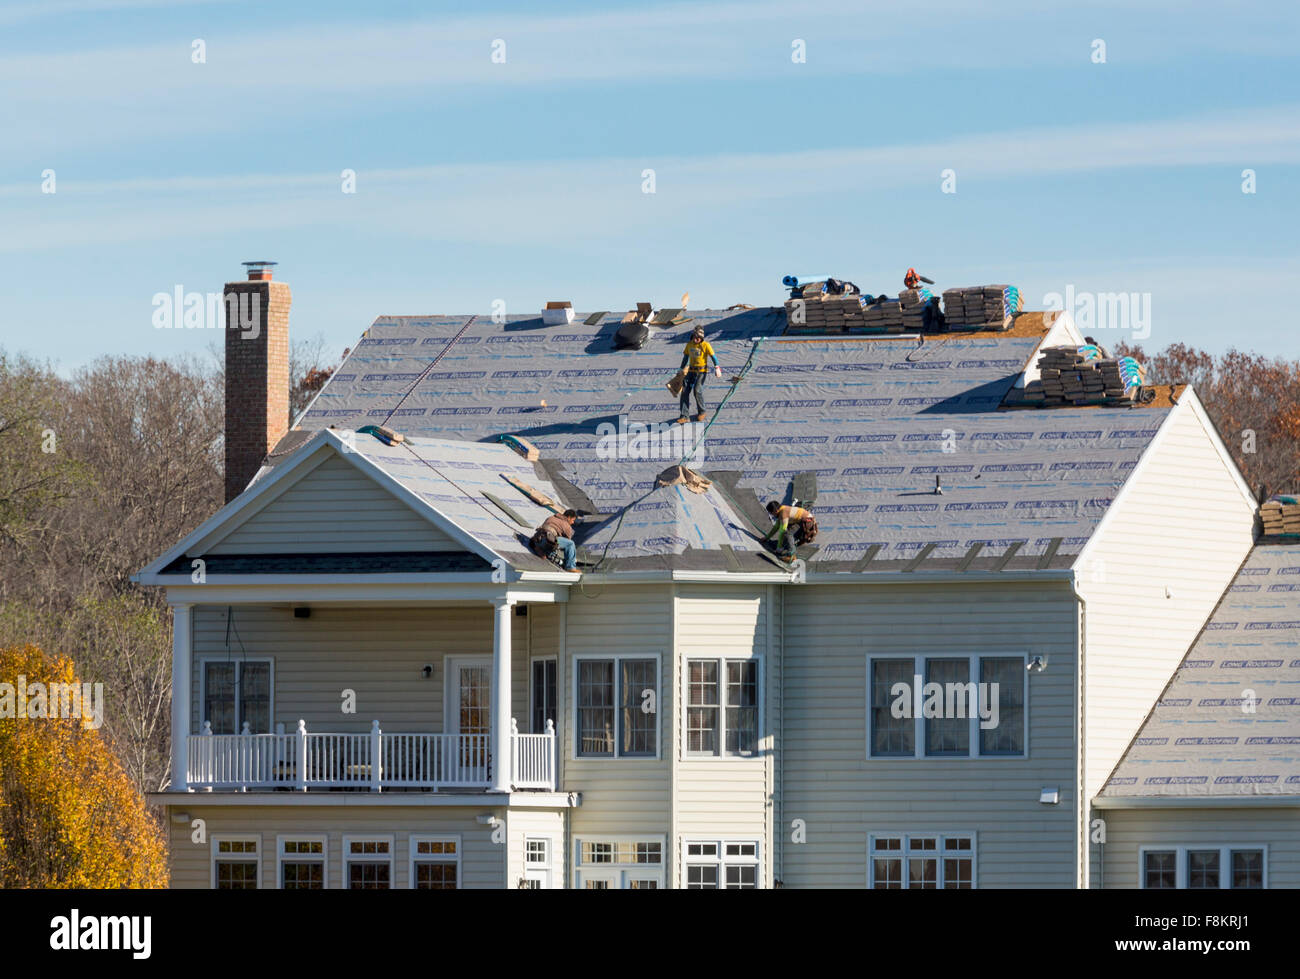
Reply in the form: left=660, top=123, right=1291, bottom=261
left=138, top=265, right=1298, bottom=888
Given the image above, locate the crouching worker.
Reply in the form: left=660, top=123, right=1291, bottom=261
left=762, top=501, right=818, bottom=561
left=530, top=509, right=581, bottom=573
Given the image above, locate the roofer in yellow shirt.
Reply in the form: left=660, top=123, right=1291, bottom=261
left=677, top=326, right=722, bottom=424
left=762, top=501, right=818, bottom=561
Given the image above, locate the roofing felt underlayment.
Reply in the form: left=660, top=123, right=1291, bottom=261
left=1101, top=545, right=1300, bottom=799
left=294, top=308, right=1176, bottom=573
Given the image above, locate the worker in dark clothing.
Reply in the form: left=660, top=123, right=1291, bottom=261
left=762, top=501, right=818, bottom=560
left=530, top=509, right=581, bottom=573
left=677, top=326, right=722, bottom=424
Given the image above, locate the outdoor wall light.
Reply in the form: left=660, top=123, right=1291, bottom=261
left=293, top=606, right=311, bottom=618
left=1040, top=787, right=1060, bottom=805
left=421, top=664, right=434, bottom=679
left=1027, top=655, right=1047, bottom=673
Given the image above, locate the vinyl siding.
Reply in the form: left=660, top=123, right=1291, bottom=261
left=780, top=581, right=1080, bottom=888
left=561, top=585, right=672, bottom=841
left=506, top=808, right=566, bottom=889
left=1095, top=807, right=1300, bottom=888
left=168, top=805, right=507, bottom=888
left=673, top=586, right=773, bottom=887
left=205, top=454, right=460, bottom=554
left=1078, top=399, right=1255, bottom=802
left=190, top=603, right=543, bottom=737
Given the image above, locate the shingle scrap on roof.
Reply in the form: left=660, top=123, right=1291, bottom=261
left=1100, top=544, right=1300, bottom=800
left=290, top=307, right=1174, bottom=573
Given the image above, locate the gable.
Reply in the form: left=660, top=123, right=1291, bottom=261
left=203, top=453, right=462, bottom=555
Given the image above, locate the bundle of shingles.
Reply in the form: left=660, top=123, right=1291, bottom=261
left=1260, top=496, right=1300, bottom=536
left=1024, top=345, right=1147, bottom=405
left=784, top=279, right=882, bottom=334
left=899, top=288, right=939, bottom=332
left=941, top=285, right=1023, bottom=331
left=855, top=297, right=906, bottom=333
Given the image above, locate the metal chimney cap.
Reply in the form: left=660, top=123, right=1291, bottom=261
left=242, top=260, right=278, bottom=281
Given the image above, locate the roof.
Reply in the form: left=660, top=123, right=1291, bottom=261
left=1099, top=544, right=1300, bottom=801
left=287, top=307, right=1177, bottom=574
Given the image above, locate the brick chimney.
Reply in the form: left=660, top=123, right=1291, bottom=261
left=224, top=261, right=291, bottom=503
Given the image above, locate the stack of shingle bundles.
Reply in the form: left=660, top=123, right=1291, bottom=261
left=1035, top=346, right=1146, bottom=405
left=1260, top=496, right=1300, bottom=536
left=852, top=297, right=906, bottom=333
left=898, top=288, right=938, bottom=332
left=941, top=284, right=1022, bottom=331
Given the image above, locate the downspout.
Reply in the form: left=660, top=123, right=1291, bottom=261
left=772, top=582, right=784, bottom=887
left=1071, top=573, right=1089, bottom=890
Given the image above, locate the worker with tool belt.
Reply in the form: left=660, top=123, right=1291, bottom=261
left=677, top=326, right=722, bottom=424
left=529, top=509, right=581, bottom=573
left=762, top=501, right=818, bottom=560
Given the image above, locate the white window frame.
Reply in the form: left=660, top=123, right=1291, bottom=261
left=342, top=834, right=395, bottom=890
left=865, top=652, right=1029, bottom=759
left=521, top=835, right=557, bottom=889
left=868, top=832, right=977, bottom=889
left=682, top=656, right=763, bottom=759
left=529, top=655, right=559, bottom=735
left=409, top=834, right=461, bottom=890
left=571, top=653, right=662, bottom=760
left=276, top=834, right=327, bottom=889
left=197, top=656, right=274, bottom=735
left=573, top=834, right=665, bottom=889
left=1138, top=844, right=1268, bottom=889
left=683, top=839, right=762, bottom=889
left=211, top=835, right=261, bottom=889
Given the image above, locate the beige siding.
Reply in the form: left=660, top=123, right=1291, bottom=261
left=780, top=581, right=1080, bottom=888
left=1096, top=807, right=1300, bottom=888
left=190, top=604, right=498, bottom=734
left=1079, top=400, right=1255, bottom=802
left=673, top=586, right=773, bottom=887
left=506, top=808, right=566, bottom=888
left=561, top=585, right=672, bottom=841
left=167, top=804, right=507, bottom=888
left=205, top=454, right=460, bottom=554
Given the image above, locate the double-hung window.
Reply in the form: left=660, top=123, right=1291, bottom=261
left=870, top=834, right=974, bottom=888
left=410, top=836, right=459, bottom=889
left=530, top=658, right=557, bottom=734
left=1141, top=846, right=1266, bottom=889
left=278, top=836, right=326, bottom=889
left=686, top=658, right=759, bottom=756
left=201, top=658, right=272, bottom=734
left=344, top=836, right=393, bottom=889
left=684, top=840, right=760, bottom=888
left=212, top=837, right=260, bottom=889
left=575, top=656, right=658, bottom=757
left=867, top=653, right=1027, bottom=758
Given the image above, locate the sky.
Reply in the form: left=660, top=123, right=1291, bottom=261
left=1, top=0, right=1297, bottom=372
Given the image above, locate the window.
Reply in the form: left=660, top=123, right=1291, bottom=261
left=201, top=658, right=273, bottom=735
left=686, top=658, right=759, bottom=757
left=870, top=835, right=974, bottom=889
left=1141, top=846, right=1266, bottom=889
left=278, top=836, right=326, bottom=889
left=522, top=837, right=553, bottom=889
left=531, top=658, right=557, bottom=735
left=575, top=656, right=658, bottom=758
left=574, top=837, right=664, bottom=888
left=866, top=654, right=1027, bottom=759
left=410, top=836, right=459, bottom=889
left=212, top=837, right=260, bottom=889
left=344, top=836, right=393, bottom=890
left=685, top=840, right=760, bottom=888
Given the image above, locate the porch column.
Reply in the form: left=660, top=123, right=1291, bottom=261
left=171, top=603, right=194, bottom=791
left=490, top=596, right=515, bottom=793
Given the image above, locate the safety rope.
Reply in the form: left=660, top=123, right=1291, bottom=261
left=381, top=315, right=477, bottom=426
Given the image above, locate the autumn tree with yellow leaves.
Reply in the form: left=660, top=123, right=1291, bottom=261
left=0, top=643, right=166, bottom=887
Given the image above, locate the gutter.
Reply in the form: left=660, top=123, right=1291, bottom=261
left=572, top=568, right=1077, bottom=587
left=1093, top=795, right=1300, bottom=810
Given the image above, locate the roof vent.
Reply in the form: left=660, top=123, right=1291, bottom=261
left=542, top=301, right=574, bottom=326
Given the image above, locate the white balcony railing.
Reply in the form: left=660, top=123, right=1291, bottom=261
left=186, top=719, right=555, bottom=792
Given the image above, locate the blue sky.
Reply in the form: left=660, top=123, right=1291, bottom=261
left=1, top=0, right=1297, bottom=371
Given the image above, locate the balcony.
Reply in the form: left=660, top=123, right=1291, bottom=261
left=186, top=718, right=556, bottom=792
